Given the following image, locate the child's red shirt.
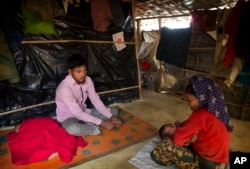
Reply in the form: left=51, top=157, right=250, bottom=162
left=173, top=108, right=230, bottom=163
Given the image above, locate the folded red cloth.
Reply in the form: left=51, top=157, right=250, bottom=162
left=7, top=117, right=88, bottom=165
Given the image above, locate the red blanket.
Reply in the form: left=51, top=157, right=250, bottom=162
left=7, top=117, right=88, bottom=165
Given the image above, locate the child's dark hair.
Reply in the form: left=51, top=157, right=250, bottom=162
left=185, top=83, right=196, bottom=96
left=67, top=54, right=87, bottom=69
left=159, top=123, right=173, bottom=139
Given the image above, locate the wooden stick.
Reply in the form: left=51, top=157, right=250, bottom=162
left=0, top=86, right=139, bottom=116
left=22, top=39, right=136, bottom=45
left=0, top=101, right=56, bottom=116
left=98, top=86, right=139, bottom=95
left=189, top=47, right=215, bottom=50
left=133, top=0, right=142, bottom=101
left=136, top=14, right=190, bottom=20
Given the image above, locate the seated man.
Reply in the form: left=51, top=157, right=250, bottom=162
left=55, top=54, right=122, bottom=136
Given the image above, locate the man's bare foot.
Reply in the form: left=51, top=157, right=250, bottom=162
left=110, top=117, right=122, bottom=127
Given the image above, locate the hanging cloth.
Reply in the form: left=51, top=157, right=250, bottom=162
left=223, top=0, right=246, bottom=68
left=156, top=27, right=191, bottom=68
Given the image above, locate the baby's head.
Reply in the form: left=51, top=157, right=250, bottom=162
left=159, top=123, right=177, bottom=139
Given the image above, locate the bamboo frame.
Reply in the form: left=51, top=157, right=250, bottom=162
left=221, top=0, right=234, bottom=8
left=157, top=18, right=163, bottom=93
left=0, top=86, right=140, bottom=117
left=189, top=47, right=215, bottom=50
left=136, top=14, right=191, bottom=21
left=22, top=39, right=136, bottom=45
left=133, top=0, right=142, bottom=100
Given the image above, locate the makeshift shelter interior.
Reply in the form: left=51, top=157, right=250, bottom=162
left=0, top=0, right=250, bottom=168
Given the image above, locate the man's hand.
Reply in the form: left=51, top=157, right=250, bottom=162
left=110, top=116, right=122, bottom=127
left=100, top=120, right=115, bottom=130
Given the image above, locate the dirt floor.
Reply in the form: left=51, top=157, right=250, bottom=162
left=71, top=89, right=250, bottom=169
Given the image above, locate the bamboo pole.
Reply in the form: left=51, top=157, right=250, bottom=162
left=98, top=85, right=139, bottom=95
left=136, top=14, right=190, bottom=21
left=189, top=47, right=215, bottom=50
left=0, top=101, right=56, bottom=116
left=178, top=67, right=209, bottom=75
left=132, top=0, right=142, bottom=101
left=22, top=39, right=136, bottom=45
left=0, top=86, right=139, bottom=116
left=221, top=0, right=234, bottom=8
left=157, top=17, right=163, bottom=93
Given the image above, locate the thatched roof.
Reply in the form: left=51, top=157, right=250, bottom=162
left=134, top=0, right=237, bottom=19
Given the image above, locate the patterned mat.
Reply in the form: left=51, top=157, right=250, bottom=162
left=0, top=107, right=158, bottom=169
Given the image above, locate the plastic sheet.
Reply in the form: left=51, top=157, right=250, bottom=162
left=0, top=2, right=137, bottom=127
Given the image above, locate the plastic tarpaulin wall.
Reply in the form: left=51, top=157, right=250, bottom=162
left=0, top=3, right=138, bottom=127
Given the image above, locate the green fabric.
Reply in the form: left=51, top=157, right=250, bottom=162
left=150, top=151, right=172, bottom=166
left=21, top=0, right=57, bottom=35
left=150, top=137, right=199, bottom=169
left=151, top=137, right=225, bottom=169
left=198, top=155, right=219, bottom=169
left=0, top=29, right=20, bottom=83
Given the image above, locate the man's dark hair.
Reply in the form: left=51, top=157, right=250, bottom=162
left=67, top=54, right=87, bottom=69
